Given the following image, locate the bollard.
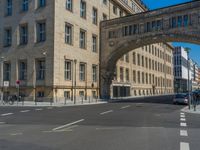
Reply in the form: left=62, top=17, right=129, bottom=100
left=89, top=97, right=91, bottom=103
left=64, top=98, right=67, bottom=105
left=82, top=97, right=83, bottom=104
left=35, top=99, right=37, bottom=106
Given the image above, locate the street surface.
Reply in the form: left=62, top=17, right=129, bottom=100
left=0, top=95, right=199, bottom=150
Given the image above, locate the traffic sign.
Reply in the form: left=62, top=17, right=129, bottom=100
left=3, top=81, right=9, bottom=87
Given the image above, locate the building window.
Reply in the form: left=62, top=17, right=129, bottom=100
left=137, top=54, right=140, bottom=66
left=79, top=63, right=86, bottom=81
left=4, top=28, right=12, bottom=47
left=36, top=60, right=45, bottom=80
left=119, top=10, right=123, bottom=17
left=125, top=68, right=129, bottom=82
left=120, top=67, right=124, bottom=82
left=80, top=29, right=86, bottom=49
left=132, top=52, right=136, bottom=64
left=20, top=24, right=28, bottom=45
left=64, top=91, right=71, bottom=99
left=64, top=60, right=72, bottom=80
left=19, top=61, right=27, bottom=80
left=80, top=0, right=86, bottom=19
left=142, top=72, right=145, bottom=84
left=146, top=73, right=148, bottom=84
left=125, top=54, right=129, bottom=63
left=103, top=13, right=107, bottom=21
left=66, top=0, right=73, bottom=11
left=37, top=22, right=46, bottom=42
left=137, top=71, right=140, bottom=84
left=92, top=7, right=98, bottom=25
left=6, top=0, right=12, bottom=16
left=65, top=23, right=73, bottom=45
left=79, top=91, right=85, bottom=97
left=38, top=0, right=46, bottom=8
left=142, top=56, right=144, bottom=67
left=3, top=62, right=11, bottom=81
left=113, top=5, right=117, bottom=15
left=133, top=70, right=136, bottom=83
left=22, top=0, right=29, bottom=11
left=92, top=65, right=97, bottom=82
left=103, top=0, right=107, bottom=5
left=92, top=35, right=97, bottom=52
left=37, top=91, right=44, bottom=97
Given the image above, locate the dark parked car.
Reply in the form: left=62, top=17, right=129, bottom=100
left=173, top=93, right=188, bottom=105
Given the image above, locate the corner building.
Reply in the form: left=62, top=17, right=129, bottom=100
left=0, top=0, right=174, bottom=101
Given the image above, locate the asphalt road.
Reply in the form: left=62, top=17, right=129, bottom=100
left=0, top=95, right=199, bottom=150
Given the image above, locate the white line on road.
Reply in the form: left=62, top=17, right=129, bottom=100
left=10, top=133, right=23, bottom=136
left=180, top=142, right=190, bottom=150
left=100, top=110, right=113, bottom=115
left=180, top=112, right=185, bottom=115
left=180, top=122, right=187, bottom=127
left=180, top=118, right=186, bottom=121
left=20, top=110, right=30, bottom=113
left=180, top=130, right=188, bottom=136
left=1, top=113, right=13, bottom=116
left=181, top=115, right=185, bottom=118
left=52, top=119, right=85, bottom=131
left=35, top=108, right=43, bottom=111
left=0, top=122, right=5, bottom=124
left=120, top=105, right=130, bottom=109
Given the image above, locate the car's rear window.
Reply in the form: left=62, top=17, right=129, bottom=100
left=175, top=94, right=187, bottom=98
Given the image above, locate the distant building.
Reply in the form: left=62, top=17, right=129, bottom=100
left=173, top=46, right=199, bottom=93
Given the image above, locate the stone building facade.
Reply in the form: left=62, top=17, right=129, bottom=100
left=0, top=0, right=174, bottom=101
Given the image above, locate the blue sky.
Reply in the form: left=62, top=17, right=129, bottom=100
left=142, top=0, right=200, bottom=65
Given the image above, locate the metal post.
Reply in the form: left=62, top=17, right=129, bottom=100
left=186, top=49, right=191, bottom=110
left=74, top=59, right=77, bottom=104
left=1, top=57, right=4, bottom=103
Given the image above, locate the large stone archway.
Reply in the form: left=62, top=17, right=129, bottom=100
left=100, top=1, right=200, bottom=99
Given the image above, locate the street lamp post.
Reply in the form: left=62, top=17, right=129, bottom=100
left=185, top=47, right=191, bottom=110
left=74, top=59, right=77, bottom=104
left=0, top=57, right=4, bottom=102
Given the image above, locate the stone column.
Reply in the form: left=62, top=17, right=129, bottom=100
left=100, top=70, right=114, bottom=100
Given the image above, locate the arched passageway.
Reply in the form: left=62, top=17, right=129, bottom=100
left=100, top=1, right=200, bottom=99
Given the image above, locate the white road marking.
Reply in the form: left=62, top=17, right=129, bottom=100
left=0, top=122, right=5, bottom=124
left=180, top=122, right=187, bottom=127
left=100, top=110, right=113, bottom=115
left=180, top=142, right=190, bottom=150
left=35, top=108, right=43, bottom=111
left=181, top=115, right=185, bottom=118
left=180, top=112, right=185, bottom=115
left=47, top=107, right=53, bottom=109
left=120, top=105, right=130, bottom=109
left=180, top=118, right=186, bottom=121
left=180, top=130, right=188, bottom=136
left=1, top=113, right=13, bottom=116
left=20, top=110, right=30, bottom=113
left=52, top=119, right=84, bottom=131
left=10, top=133, right=23, bottom=136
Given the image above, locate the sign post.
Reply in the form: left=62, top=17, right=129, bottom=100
left=16, top=80, right=20, bottom=103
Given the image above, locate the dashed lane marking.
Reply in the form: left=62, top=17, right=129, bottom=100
left=120, top=105, right=130, bottom=109
left=180, top=118, right=186, bottom=121
left=0, top=122, right=5, bottom=124
left=20, top=110, right=30, bottom=113
left=180, top=122, right=187, bottom=127
left=10, top=133, right=23, bottom=136
left=180, top=130, right=188, bottom=137
left=180, top=142, right=190, bottom=150
left=1, top=113, right=13, bottom=116
left=52, top=119, right=85, bottom=131
left=100, top=110, right=113, bottom=115
left=35, top=108, right=43, bottom=111
left=181, top=114, right=185, bottom=118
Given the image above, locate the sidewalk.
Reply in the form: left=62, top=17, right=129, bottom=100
left=0, top=99, right=107, bottom=107
left=181, top=105, right=200, bottom=114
